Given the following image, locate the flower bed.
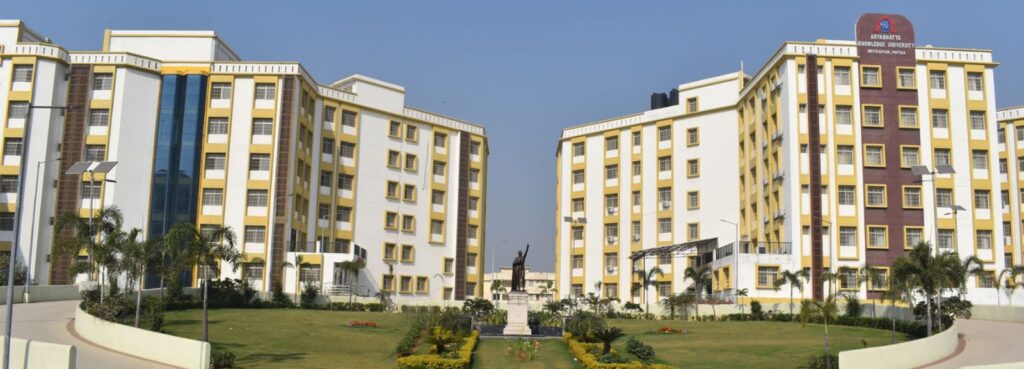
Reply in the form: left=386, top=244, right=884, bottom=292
left=563, top=334, right=676, bottom=369
left=396, top=330, right=479, bottom=369
left=655, top=327, right=684, bottom=334
left=347, top=321, right=379, bottom=328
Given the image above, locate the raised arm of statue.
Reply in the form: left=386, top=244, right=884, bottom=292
left=523, top=244, right=530, bottom=259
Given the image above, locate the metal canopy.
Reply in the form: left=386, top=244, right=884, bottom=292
left=64, top=162, right=92, bottom=175
left=92, top=161, right=118, bottom=174
left=65, top=161, right=118, bottom=176
left=951, top=204, right=967, bottom=212
left=628, top=237, right=718, bottom=261
left=910, top=165, right=931, bottom=176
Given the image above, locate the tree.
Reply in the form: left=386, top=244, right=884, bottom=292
left=54, top=206, right=126, bottom=303
left=882, top=274, right=912, bottom=344
left=543, top=300, right=564, bottom=316
left=632, top=267, right=663, bottom=316
left=538, top=280, right=556, bottom=301
left=0, top=254, right=27, bottom=286
left=113, top=228, right=149, bottom=328
left=683, top=265, right=712, bottom=317
left=858, top=265, right=883, bottom=318
left=426, top=327, right=459, bottom=355
left=892, top=241, right=940, bottom=336
left=167, top=223, right=240, bottom=342
left=337, top=258, right=366, bottom=303
left=997, top=265, right=1024, bottom=306
left=798, top=296, right=838, bottom=369
left=660, top=293, right=690, bottom=320
left=591, top=327, right=625, bottom=355
left=820, top=269, right=838, bottom=298
left=774, top=269, right=808, bottom=316
left=735, top=288, right=749, bottom=314
left=490, top=279, right=506, bottom=300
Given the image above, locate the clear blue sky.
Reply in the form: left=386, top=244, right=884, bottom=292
left=7, top=1, right=1022, bottom=272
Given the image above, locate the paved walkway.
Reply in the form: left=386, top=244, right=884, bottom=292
left=0, top=300, right=174, bottom=369
left=924, top=319, right=1024, bottom=368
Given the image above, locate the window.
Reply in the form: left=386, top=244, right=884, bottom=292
left=936, top=188, right=953, bottom=208
left=687, top=223, right=699, bottom=240
left=605, top=194, right=619, bottom=210
left=404, top=153, right=417, bottom=171
left=863, top=106, right=883, bottom=127
left=571, top=255, right=584, bottom=269
left=937, top=229, right=955, bottom=250
left=338, top=174, right=353, bottom=191
left=840, top=227, right=857, bottom=247
left=405, top=125, right=419, bottom=142
left=684, top=158, right=700, bottom=177
left=249, top=154, right=270, bottom=171
left=401, top=214, right=415, bottom=232
left=632, top=221, right=641, bottom=242
left=431, top=220, right=444, bottom=237
left=416, top=276, right=428, bottom=294
left=254, top=83, right=276, bottom=100
left=84, top=145, right=105, bottom=162
left=384, top=212, right=398, bottom=229
left=571, top=198, right=584, bottom=213
left=658, top=156, right=671, bottom=172
left=386, top=181, right=399, bottom=199
left=382, top=275, right=395, bottom=291
left=905, top=227, right=924, bottom=249
left=658, top=187, right=672, bottom=205
left=900, top=146, right=920, bottom=168
left=632, top=131, right=641, bottom=147
left=434, top=132, right=446, bottom=148
left=12, top=65, right=33, bottom=83
left=757, top=266, right=779, bottom=288
left=897, top=68, right=916, bottom=88
left=967, top=72, right=983, bottom=92
left=632, top=161, right=641, bottom=176
left=932, top=109, right=948, bottom=129
left=1000, top=159, right=1008, bottom=174
left=605, top=223, right=618, bottom=240
left=1018, top=127, right=1024, bottom=141
left=658, top=218, right=672, bottom=234
left=687, top=191, right=699, bottom=209
left=976, top=230, right=993, bottom=250
left=341, top=110, right=357, bottom=127
left=686, top=127, right=699, bottom=146
left=571, top=226, right=584, bottom=241
left=978, top=272, right=996, bottom=288
left=929, top=71, right=946, bottom=89
left=868, top=226, right=887, bottom=249
left=336, top=206, right=351, bottom=223
left=81, top=182, right=101, bottom=200
left=972, top=150, right=988, bottom=170
left=864, top=145, right=884, bottom=167
left=838, top=185, right=855, bottom=205
left=903, top=187, right=922, bottom=208
left=657, top=253, right=671, bottom=266
left=834, top=67, right=850, bottom=86
left=443, top=258, right=454, bottom=274
left=88, top=109, right=110, bottom=127
left=469, top=169, right=480, bottom=183
left=687, top=97, right=698, bottom=112
left=631, top=191, right=641, bottom=208
left=572, top=170, right=584, bottom=184
left=606, top=136, right=618, bottom=151
left=899, top=107, right=918, bottom=128
left=0, top=176, right=18, bottom=193
left=244, top=226, right=266, bottom=244
left=339, top=142, right=356, bottom=159
left=605, top=165, right=618, bottom=180
left=935, top=149, right=951, bottom=167
left=316, top=203, right=330, bottom=220
left=401, top=244, right=414, bottom=262
left=402, top=184, right=416, bottom=202
left=246, top=190, right=268, bottom=207
left=861, top=66, right=881, bottom=87
left=969, top=111, right=986, bottom=130
left=6, top=102, right=28, bottom=120
left=866, top=185, right=886, bottom=207
left=837, top=145, right=854, bottom=165
left=201, top=189, right=223, bottom=206
left=975, top=190, right=990, bottom=209
left=383, top=243, right=397, bottom=261
left=572, top=142, right=585, bottom=157
left=470, top=141, right=481, bottom=155
left=210, top=82, right=231, bottom=99
left=207, top=117, right=229, bottom=135
left=204, top=153, right=226, bottom=170
left=839, top=268, right=859, bottom=290
left=835, top=106, right=853, bottom=126
left=658, top=126, right=671, bottom=142
left=658, top=282, right=672, bottom=298
left=387, top=150, right=401, bottom=168
left=322, top=106, right=336, bottom=123
left=252, top=119, right=273, bottom=136
left=3, top=138, right=23, bottom=156
left=432, top=190, right=445, bottom=206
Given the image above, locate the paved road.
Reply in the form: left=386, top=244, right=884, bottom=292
left=924, top=319, right=1024, bottom=368
left=0, top=300, right=175, bottom=369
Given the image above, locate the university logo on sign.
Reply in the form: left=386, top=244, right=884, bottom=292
left=876, top=16, right=894, bottom=34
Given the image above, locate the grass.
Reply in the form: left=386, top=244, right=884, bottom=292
left=472, top=338, right=579, bottom=369
left=607, top=319, right=911, bottom=369
left=163, top=309, right=410, bottom=369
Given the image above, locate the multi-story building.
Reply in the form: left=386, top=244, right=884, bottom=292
left=555, top=72, right=742, bottom=304
left=0, top=20, right=487, bottom=301
left=997, top=106, right=1024, bottom=270
left=483, top=267, right=556, bottom=302
left=556, top=13, right=1021, bottom=306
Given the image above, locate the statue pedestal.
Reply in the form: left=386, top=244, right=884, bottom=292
left=503, top=291, right=532, bottom=336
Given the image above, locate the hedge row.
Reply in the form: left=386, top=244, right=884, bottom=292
left=329, top=302, right=387, bottom=312
left=564, top=335, right=676, bottom=369
left=396, top=330, right=479, bottom=369
left=719, top=313, right=928, bottom=338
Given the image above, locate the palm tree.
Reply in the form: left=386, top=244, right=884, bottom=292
left=997, top=265, right=1024, bottom=306
left=892, top=241, right=939, bottom=336
left=337, top=258, right=366, bottom=303
left=113, top=228, right=149, bottom=328
left=490, top=279, right=505, bottom=300
left=425, top=327, right=459, bottom=355
left=773, top=269, right=809, bottom=316
left=591, top=327, right=625, bottom=355
left=883, top=273, right=912, bottom=344
left=538, top=280, right=556, bottom=301
left=799, top=295, right=838, bottom=369
left=735, top=288, right=749, bottom=314
left=632, top=266, right=663, bottom=315
left=820, top=269, right=838, bottom=297
left=53, top=206, right=126, bottom=303
left=859, top=264, right=883, bottom=318
left=167, top=223, right=240, bottom=342
left=660, top=293, right=689, bottom=320
left=543, top=300, right=564, bottom=316
left=684, top=265, right=712, bottom=317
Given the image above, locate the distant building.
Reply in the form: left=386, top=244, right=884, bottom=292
left=483, top=267, right=555, bottom=302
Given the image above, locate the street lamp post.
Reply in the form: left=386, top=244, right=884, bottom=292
left=22, top=157, right=61, bottom=303
left=720, top=219, right=740, bottom=303
left=911, top=164, right=956, bottom=256
left=433, top=273, right=447, bottom=308
left=65, top=161, right=118, bottom=300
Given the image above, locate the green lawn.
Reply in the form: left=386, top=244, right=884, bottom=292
left=472, top=338, right=580, bottom=369
left=163, top=309, right=410, bottom=369
left=607, top=319, right=910, bottom=369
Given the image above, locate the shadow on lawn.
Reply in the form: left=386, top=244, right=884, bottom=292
left=241, top=352, right=308, bottom=364
left=163, top=319, right=223, bottom=326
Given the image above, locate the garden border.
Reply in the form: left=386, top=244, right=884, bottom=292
left=74, top=305, right=210, bottom=369
left=837, top=321, right=958, bottom=369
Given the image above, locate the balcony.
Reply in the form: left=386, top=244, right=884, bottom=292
left=737, top=241, right=792, bottom=255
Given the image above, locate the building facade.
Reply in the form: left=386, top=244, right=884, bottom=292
left=0, top=20, right=487, bottom=301
left=556, top=13, right=1022, bottom=306
left=483, top=267, right=556, bottom=302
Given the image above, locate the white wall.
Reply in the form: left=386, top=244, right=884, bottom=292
left=75, top=306, right=210, bottom=369
left=0, top=336, right=75, bottom=369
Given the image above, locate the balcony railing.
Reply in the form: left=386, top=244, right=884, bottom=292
left=287, top=241, right=353, bottom=254
left=737, top=241, right=793, bottom=255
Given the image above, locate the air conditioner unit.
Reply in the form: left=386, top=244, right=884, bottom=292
left=661, top=201, right=672, bottom=209
left=633, top=234, right=641, bottom=242
left=606, top=266, right=616, bottom=274
left=607, top=236, right=618, bottom=244
left=607, top=207, right=618, bottom=215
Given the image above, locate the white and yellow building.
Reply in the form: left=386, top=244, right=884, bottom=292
left=0, top=20, right=487, bottom=301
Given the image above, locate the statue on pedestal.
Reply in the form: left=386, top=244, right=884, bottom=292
left=504, top=244, right=532, bottom=336
left=511, top=244, right=529, bottom=292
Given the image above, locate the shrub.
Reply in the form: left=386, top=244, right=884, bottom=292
left=270, top=282, right=292, bottom=308
left=300, top=282, right=320, bottom=309
left=211, top=350, right=237, bottom=369
left=625, top=338, right=655, bottom=362
left=844, top=295, right=862, bottom=318
left=597, top=352, right=628, bottom=364
left=396, top=315, right=428, bottom=357
left=505, top=338, right=540, bottom=361
left=396, top=330, right=478, bottom=369
left=365, top=303, right=386, bottom=312
left=142, top=296, right=166, bottom=332
left=750, top=300, right=764, bottom=319
left=564, top=335, right=676, bottom=369
left=565, top=311, right=606, bottom=342
left=799, top=353, right=837, bottom=369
